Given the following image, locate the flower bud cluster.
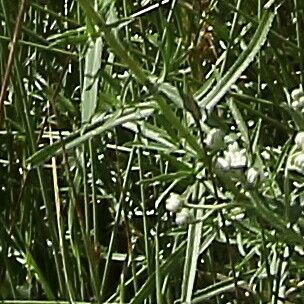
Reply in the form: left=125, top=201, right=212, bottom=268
left=165, top=193, right=193, bottom=225
left=290, top=87, right=304, bottom=110
left=165, top=193, right=184, bottom=212
left=216, top=142, right=247, bottom=171
left=246, top=167, right=264, bottom=187
left=295, top=132, right=304, bottom=150
left=293, top=131, right=304, bottom=173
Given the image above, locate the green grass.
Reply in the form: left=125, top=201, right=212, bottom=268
left=1, top=0, right=304, bottom=303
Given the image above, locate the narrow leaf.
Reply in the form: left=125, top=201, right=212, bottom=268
left=198, top=8, right=275, bottom=112
left=81, top=37, right=103, bottom=123
left=27, top=107, right=154, bottom=166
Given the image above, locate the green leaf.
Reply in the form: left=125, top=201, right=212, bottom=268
left=181, top=198, right=205, bottom=303
left=228, top=98, right=250, bottom=147
left=197, top=8, right=275, bottom=112
left=81, top=37, right=103, bottom=123
left=27, top=107, right=154, bottom=166
left=192, top=278, right=247, bottom=303
left=157, top=97, right=204, bottom=159
left=158, top=82, right=184, bottom=109
left=138, top=171, right=193, bottom=184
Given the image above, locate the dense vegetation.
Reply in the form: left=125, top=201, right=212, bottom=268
left=1, top=0, right=304, bottom=303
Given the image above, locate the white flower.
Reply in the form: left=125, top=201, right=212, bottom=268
left=224, top=134, right=238, bottom=145
left=261, top=150, right=271, bottom=160
left=204, top=129, right=224, bottom=150
left=295, top=132, right=304, bottom=150
left=299, top=96, right=304, bottom=106
left=291, top=100, right=299, bottom=109
left=225, top=149, right=247, bottom=169
left=291, top=87, right=304, bottom=101
left=216, top=157, right=230, bottom=171
left=246, top=167, right=259, bottom=185
left=294, top=153, right=304, bottom=171
left=165, top=193, right=184, bottom=212
left=175, top=209, right=193, bottom=225
left=227, top=142, right=240, bottom=153
left=230, top=150, right=247, bottom=168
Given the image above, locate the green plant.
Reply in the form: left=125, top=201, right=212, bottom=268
left=1, top=0, right=304, bottom=303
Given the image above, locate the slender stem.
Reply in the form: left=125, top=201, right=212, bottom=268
left=0, top=0, right=27, bottom=125
left=184, top=202, right=239, bottom=210
left=99, top=146, right=136, bottom=300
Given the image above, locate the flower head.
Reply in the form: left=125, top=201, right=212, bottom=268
left=165, top=193, right=184, bottom=213
left=175, top=209, right=193, bottom=225
left=294, top=153, right=304, bottom=172
left=227, top=142, right=240, bottom=153
left=216, top=157, right=230, bottom=171
left=224, top=148, right=247, bottom=169
left=246, top=167, right=261, bottom=186
left=295, top=132, right=304, bottom=150
left=291, top=87, right=304, bottom=101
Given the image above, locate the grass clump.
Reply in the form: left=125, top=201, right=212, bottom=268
left=1, top=0, right=304, bottom=303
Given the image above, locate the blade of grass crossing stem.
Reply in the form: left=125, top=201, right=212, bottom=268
left=197, top=7, right=276, bottom=112
left=123, top=121, right=177, bottom=149
left=138, top=171, right=193, bottom=184
left=27, top=107, right=155, bottom=166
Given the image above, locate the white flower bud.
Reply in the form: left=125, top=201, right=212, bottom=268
left=291, top=100, right=299, bottom=109
left=204, top=129, right=224, bottom=150
left=261, top=150, right=270, bottom=160
left=175, top=209, right=193, bottom=225
left=246, top=167, right=259, bottom=185
left=165, top=193, right=184, bottom=212
left=216, top=157, right=230, bottom=171
left=224, top=134, right=238, bottom=145
left=228, top=142, right=240, bottom=153
left=291, top=95, right=304, bottom=110
left=298, top=95, right=304, bottom=106
left=291, top=87, right=304, bottom=101
left=294, top=153, right=304, bottom=171
left=295, top=132, right=304, bottom=150
left=225, top=149, right=247, bottom=169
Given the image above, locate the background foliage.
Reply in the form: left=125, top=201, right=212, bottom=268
left=1, top=0, right=304, bottom=303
